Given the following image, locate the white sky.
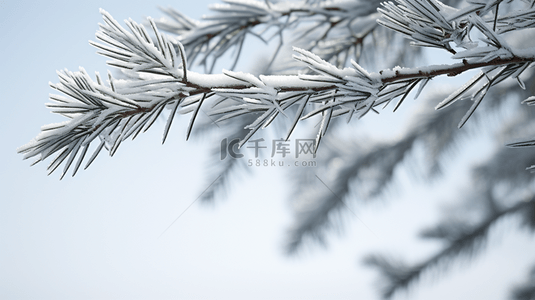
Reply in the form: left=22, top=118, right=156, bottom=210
left=1, top=1, right=535, bottom=299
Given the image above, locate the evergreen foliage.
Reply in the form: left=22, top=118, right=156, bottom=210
left=19, top=0, right=535, bottom=298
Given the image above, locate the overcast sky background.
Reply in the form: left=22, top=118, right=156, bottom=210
left=1, top=1, right=535, bottom=299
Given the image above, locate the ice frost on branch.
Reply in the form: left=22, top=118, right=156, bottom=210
left=19, top=0, right=535, bottom=177
left=155, top=0, right=385, bottom=70
left=378, top=0, right=535, bottom=155
left=378, top=0, right=464, bottom=53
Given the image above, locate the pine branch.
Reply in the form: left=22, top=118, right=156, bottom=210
left=285, top=134, right=418, bottom=253
left=18, top=7, right=535, bottom=177
left=362, top=113, right=535, bottom=298
left=15, top=2, right=535, bottom=298
left=284, top=90, right=486, bottom=252
left=157, top=0, right=437, bottom=71
left=365, top=195, right=535, bottom=299
left=156, top=0, right=375, bottom=69
left=284, top=64, right=533, bottom=252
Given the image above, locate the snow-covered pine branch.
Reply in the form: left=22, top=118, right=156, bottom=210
left=14, top=1, right=535, bottom=299
left=364, top=197, right=535, bottom=299
left=155, top=0, right=387, bottom=70
left=18, top=3, right=535, bottom=177
left=365, top=180, right=535, bottom=299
